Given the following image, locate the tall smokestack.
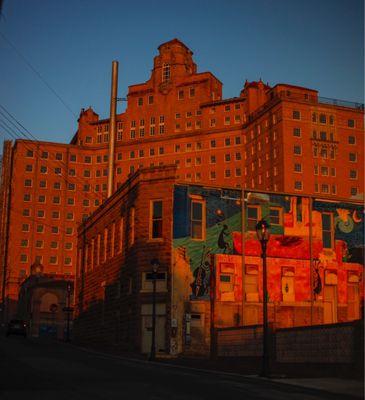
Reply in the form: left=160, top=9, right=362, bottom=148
left=107, top=60, right=119, bottom=197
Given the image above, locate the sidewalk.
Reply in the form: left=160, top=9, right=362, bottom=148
left=267, top=377, right=364, bottom=399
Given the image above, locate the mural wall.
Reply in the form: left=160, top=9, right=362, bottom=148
left=172, top=185, right=364, bottom=306
left=172, top=185, right=364, bottom=354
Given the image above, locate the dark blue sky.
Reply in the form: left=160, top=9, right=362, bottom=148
left=0, top=0, right=363, bottom=145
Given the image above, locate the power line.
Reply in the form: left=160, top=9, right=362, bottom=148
left=0, top=31, right=77, bottom=118
left=0, top=105, right=106, bottom=201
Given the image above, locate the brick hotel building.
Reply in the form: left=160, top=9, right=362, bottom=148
left=0, top=38, right=363, bottom=318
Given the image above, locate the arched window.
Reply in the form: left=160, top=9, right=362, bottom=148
left=162, top=63, right=170, bottom=82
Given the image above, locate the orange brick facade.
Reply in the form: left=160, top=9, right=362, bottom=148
left=0, top=38, right=363, bottom=319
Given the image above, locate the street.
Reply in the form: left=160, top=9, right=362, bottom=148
left=0, top=336, right=358, bottom=400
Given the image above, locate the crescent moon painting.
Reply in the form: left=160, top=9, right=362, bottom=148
left=353, top=210, right=362, bottom=223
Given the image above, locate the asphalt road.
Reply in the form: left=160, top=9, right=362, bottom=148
left=0, top=335, right=355, bottom=400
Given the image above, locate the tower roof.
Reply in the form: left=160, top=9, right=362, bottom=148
left=157, top=38, right=193, bottom=54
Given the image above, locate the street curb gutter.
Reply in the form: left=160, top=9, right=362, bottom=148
left=65, top=342, right=363, bottom=400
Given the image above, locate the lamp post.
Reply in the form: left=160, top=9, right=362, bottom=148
left=66, top=281, right=72, bottom=342
left=149, top=258, right=159, bottom=361
left=255, top=219, right=271, bottom=377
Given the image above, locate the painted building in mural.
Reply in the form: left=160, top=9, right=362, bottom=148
left=74, top=167, right=363, bottom=355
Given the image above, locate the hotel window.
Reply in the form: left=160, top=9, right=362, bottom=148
left=150, top=126, right=155, bottom=136
left=50, top=256, right=57, bottom=265
left=37, top=210, right=45, bottom=218
left=330, top=167, right=336, bottom=177
left=69, top=169, right=75, bottom=176
left=66, top=212, right=73, bottom=220
left=185, top=158, right=192, bottom=167
left=224, top=105, right=231, bottom=111
left=225, top=169, right=231, bottom=178
left=292, top=110, right=301, bottom=120
left=186, top=111, right=192, bottom=118
left=149, top=148, right=155, bottom=156
left=26, top=149, right=34, bottom=157
left=196, top=110, right=202, bottom=116
left=130, top=130, right=136, bottom=139
left=97, top=134, right=102, bottom=143
left=314, top=183, right=319, bottom=193
left=293, top=145, right=302, bottom=155
left=138, top=97, right=143, bottom=106
left=320, top=147, right=327, bottom=158
left=293, top=128, right=301, bottom=137
left=50, top=241, right=58, bottom=249
left=159, top=147, right=164, bottom=155
left=225, top=138, right=231, bottom=146
left=68, top=183, right=75, bottom=191
left=294, top=163, right=302, bottom=173
left=332, top=185, right=337, bottom=194
left=52, top=211, right=60, bottom=219
left=321, top=166, right=329, bottom=176
left=24, top=179, right=32, bottom=187
left=196, top=142, right=202, bottom=150
left=84, top=156, right=92, bottom=163
left=322, top=213, right=333, bottom=248
left=349, top=170, right=357, bottom=179
left=224, top=116, right=231, bottom=125
left=313, top=146, right=318, bottom=157
left=150, top=200, right=163, bottom=240
left=65, top=257, right=72, bottom=266
left=83, top=184, right=90, bottom=192
left=148, top=95, right=154, bottom=105
left=37, top=225, right=44, bottom=233
left=348, top=136, right=356, bottom=144
left=25, top=164, right=33, bottom=172
left=53, top=196, right=60, bottom=204
left=321, top=184, right=329, bottom=193
left=186, top=122, right=192, bottom=130
left=159, top=125, right=165, bottom=134
left=351, top=187, right=358, bottom=196
left=294, top=181, right=302, bottom=191
left=234, top=115, right=241, bottom=123
left=191, top=199, right=205, bottom=240
left=269, top=207, right=282, bottom=225
left=51, top=226, right=59, bottom=234
left=55, top=153, right=63, bottom=161
left=320, top=131, right=327, bottom=140
left=210, top=171, right=216, bottom=180
left=235, top=136, right=241, bottom=145
left=83, top=199, right=90, bottom=207
left=329, top=115, right=334, bottom=125
left=83, top=170, right=91, bottom=178
left=23, top=209, right=30, bottom=216
left=20, top=254, right=28, bottom=263
left=210, top=155, right=216, bottom=164
left=195, top=157, right=201, bottom=165
left=312, top=113, right=317, bottom=122
left=22, top=224, right=30, bottom=232
left=38, top=195, right=46, bottom=203
left=282, top=268, right=295, bottom=302
left=54, top=167, right=61, bottom=175
left=235, top=168, right=241, bottom=177
left=178, top=90, right=184, bottom=100
left=35, top=240, right=43, bottom=248
left=247, top=206, right=260, bottom=231
left=319, top=114, right=326, bottom=124
left=349, top=153, right=357, bottom=162
left=235, top=152, right=241, bottom=160
left=348, top=119, right=355, bottom=128
left=225, top=154, right=231, bottom=162
left=130, top=151, right=135, bottom=159
left=21, top=239, right=28, bottom=247
left=117, top=132, right=122, bottom=141
left=67, top=197, right=74, bottom=205
left=210, top=119, right=216, bottom=127
left=139, top=128, right=145, bottom=137
left=139, top=149, right=144, bottom=158
left=210, top=140, right=216, bottom=148
left=24, top=194, right=31, bottom=202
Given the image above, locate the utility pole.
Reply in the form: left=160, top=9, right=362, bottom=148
left=107, top=61, right=118, bottom=197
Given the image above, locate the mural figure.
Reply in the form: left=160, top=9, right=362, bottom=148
left=313, top=258, right=322, bottom=299
left=190, top=246, right=211, bottom=298
left=217, top=224, right=231, bottom=253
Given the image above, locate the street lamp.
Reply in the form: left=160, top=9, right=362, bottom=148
left=255, top=219, right=271, bottom=377
left=64, top=281, right=73, bottom=342
left=149, top=258, right=159, bottom=361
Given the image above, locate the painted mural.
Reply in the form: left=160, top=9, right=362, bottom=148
left=172, top=185, right=364, bottom=304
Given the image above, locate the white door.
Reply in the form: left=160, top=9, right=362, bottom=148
left=141, top=303, right=166, bottom=354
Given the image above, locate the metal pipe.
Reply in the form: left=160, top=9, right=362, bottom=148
left=107, top=61, right=118, bottom=197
